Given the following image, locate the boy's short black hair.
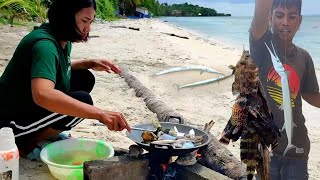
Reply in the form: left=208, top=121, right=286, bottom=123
left=272, top=0, right=302, bottom=14
left=48, top=0, right=96, bottom=42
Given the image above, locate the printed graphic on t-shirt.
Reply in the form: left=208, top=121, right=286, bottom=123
left=67, top=55, right=71, bottom=78
left=266, top=64, right=300, bottom=109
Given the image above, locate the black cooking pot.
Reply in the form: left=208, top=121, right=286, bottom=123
left=126, top=122, right=211, bottom=156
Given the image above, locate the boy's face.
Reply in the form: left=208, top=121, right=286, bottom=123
left=271, top=5, right=302, bottom=42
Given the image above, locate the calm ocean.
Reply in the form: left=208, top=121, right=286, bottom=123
left=160, top=16, right=320, bottom=67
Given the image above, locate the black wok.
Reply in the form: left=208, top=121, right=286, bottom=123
left=126, top=122, right=211, bottom=156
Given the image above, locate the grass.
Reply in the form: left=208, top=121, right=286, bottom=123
left=104, top=16, right=120, bottom=21
left=0, top=17, right=34, bottom=26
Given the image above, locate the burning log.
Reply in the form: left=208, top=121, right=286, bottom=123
left=119, top=66, right=246, bottom=179
left=198, top=121, right=247, bottom=179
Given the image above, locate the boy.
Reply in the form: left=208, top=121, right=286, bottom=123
left=250, top=0, right=320, bottom=179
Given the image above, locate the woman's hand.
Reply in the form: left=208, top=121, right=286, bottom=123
left=98, top=111, right=131, bottom=132
left=89, top=59, right=121, bottom=74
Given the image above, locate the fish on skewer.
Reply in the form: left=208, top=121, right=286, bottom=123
left=265, top=42, right=300, bottom=156
left=219, top=50, right=280, bottom=180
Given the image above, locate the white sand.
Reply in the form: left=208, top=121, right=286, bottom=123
left=0, top=19, right=319, bottom=180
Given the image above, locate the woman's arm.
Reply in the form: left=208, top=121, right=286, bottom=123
left=302, top=92, right=320, bottom=108
left=71, top=59, right=91, bottom=70
left=32, top=78, right=102, bottom=119
left=31, top=78, right=130, bottom=131
left=71, top=59, right=121, bottom=74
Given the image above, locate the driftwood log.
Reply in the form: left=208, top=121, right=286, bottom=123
left=161, top=32, right=189, bottom=39
left=88, top=35, right=100, bottom=38
left=119, top=66, right=247, bottom=179
left=110, top=25, right=140, bottom=31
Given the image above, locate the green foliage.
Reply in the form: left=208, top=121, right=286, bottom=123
left=118, top=0, right=144, bottom=15
left=96, top=0, right=116, bottom=20
left=161, top=3, right=219, bottom=16
left=0, top=0, right=47, bottom=25
left=138, top=1, right=230, bottom=17
left=140, top=0, right=161, bottom=16
left=110, top=0, right=118, bottom=9
left=0, top=0, right=119, bottom=25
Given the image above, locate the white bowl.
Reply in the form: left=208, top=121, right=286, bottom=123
left=40, top=138, right=114, bottom=180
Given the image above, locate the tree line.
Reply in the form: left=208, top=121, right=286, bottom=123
left=0, top=0, right=230, bottom=25
left=120, top=0, right=231, bottom=17
left=153, top=2, right=230, bottom=17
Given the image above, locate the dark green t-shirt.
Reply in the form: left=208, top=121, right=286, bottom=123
left=0, top=23, right=71, bottom=118
left=250, top=30, right=319, bottom=159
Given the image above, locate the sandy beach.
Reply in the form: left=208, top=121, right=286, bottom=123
left=0, top=19, right=319, bottom=180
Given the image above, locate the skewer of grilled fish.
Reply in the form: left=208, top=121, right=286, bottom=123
left=219, top=50, right=280, bottom=180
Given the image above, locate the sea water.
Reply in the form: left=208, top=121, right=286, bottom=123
left=160, top=16, right=320, bottom=67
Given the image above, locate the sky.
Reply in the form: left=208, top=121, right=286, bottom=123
left=158, top=0, right=320, bottom=16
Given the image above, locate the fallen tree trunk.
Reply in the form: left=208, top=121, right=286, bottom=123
left=119, top=66, right=246, bottom=179
left=119, top=66, right=184, bottom=124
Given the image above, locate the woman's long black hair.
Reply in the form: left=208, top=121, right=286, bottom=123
left=48, top=0, right=96, bottom=42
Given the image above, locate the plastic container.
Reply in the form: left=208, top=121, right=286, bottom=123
left=0, top=127, right=19, bottom=180
left=40, top=138, right=114, bottom=180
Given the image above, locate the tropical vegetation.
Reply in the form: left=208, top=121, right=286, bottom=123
left=158, top=3, right=231, bottom=17
left=0, top=0, right=118, bottom=25
left=0, top=0, right=229, bottom=25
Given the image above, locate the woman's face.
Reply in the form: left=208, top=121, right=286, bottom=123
left=75, top=7, right=95, bottom=41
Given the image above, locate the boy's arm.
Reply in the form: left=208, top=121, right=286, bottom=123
left=302, top=93, right=320, bottom=108
left=251, top=0, right=273, bottom=40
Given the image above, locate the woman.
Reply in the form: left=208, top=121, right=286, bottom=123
left=0, top=0, right=131, bottom=159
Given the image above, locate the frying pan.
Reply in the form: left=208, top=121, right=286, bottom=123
left=126, top=122, right=211, bottom=156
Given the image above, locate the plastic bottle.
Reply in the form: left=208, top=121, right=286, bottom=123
left=0, top=127, right=19, bottom=180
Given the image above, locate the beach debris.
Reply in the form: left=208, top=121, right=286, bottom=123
left=178, top=74, right=233, bottom=89
left=265, top=42, right=300, bottom=156
left=110, top=25, right=140, bottom=31
left=219, top=50, right=280, bottom=180
left=155, top=65, right=223, bottom=76
left=88, top=35, right=100, bottom=38
left=161, top=32, right=189, bottom=39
